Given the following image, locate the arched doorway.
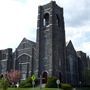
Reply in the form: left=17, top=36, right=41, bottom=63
left=59, top=72, right=62, bottom=82
left=42, top=71, right=48, bottom=83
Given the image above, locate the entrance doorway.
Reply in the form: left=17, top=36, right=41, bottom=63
left=42, top=71, right=48, bottom=83
left=59, top=72, right=62, bottom=82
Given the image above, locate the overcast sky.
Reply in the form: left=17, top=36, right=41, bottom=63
left=0, top=0, right=90, bottom=56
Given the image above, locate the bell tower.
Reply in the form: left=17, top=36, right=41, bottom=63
left=37, top=1, right=66, bottom=82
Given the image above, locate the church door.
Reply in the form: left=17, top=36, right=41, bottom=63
left=42, top=72, right=48, bottom=83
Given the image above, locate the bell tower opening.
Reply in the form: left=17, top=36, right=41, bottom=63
left=43, top=13, right=49, bottom=26
left=56, top=15, right=60, bottom=27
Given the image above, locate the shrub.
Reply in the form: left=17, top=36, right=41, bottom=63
left=0, top=78, right=9, bottom=90
left=19, top=80, right=32, bottom=88
left=19, top=77, right=32, bottom=88
left=19, top=76, right=38, bottom=88
left=45, top=77, right=59, bottom=88
left=61, top=83, right=72, bottom=90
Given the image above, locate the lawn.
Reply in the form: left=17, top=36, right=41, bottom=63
left=1, top=87, right=90, bottom=90
left=0, top=88, right=62, bottom=90
left=76, top=87, right=90, bottom=90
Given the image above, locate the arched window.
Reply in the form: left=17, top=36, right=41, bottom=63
left=17, top=54, right=30, bottom=80
left=18, top=54, right=30, bottom=63
left=56, top=15, right=60, bottom=27
left=43, top=13, right=49, bottom=26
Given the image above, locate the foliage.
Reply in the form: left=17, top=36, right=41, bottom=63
left=61, top=83, right=72, bottom=90
left=85, top=69, right=90, bottom=86
left=19, top=80, right=32, bottom=88
left=45, top=77, right=59, bottom=88
left=1, top=87, right=90, bottom=90
left=0, top=77, right=9, bottom=90
left=0, top=74, right=3, bottom=79
left=6, top=70, right=21, bottom=85
left=3, top=88, right=63, bottom=90
left=19, top=76, right=38, bottom=88
left=76, top=87, right=90, bottom=90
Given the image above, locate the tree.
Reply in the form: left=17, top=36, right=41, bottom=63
left=6, top=70, right=21, bottom=85
left=0, top=75, right=9, bottom=90
left=85, top=69, right=90, bottom=86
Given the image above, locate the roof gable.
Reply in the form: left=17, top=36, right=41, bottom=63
left=66, top=40, right=76, bottom=54
left=16, top=37, right=36, bottom=50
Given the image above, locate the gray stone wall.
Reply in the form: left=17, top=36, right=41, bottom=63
left=66, top=41, right=79, bottom=85
left=0, top=48, right=13, bottom=74
left=77, top=51, right=88, bottom=85
left=13, top=38, right=36, bottom=80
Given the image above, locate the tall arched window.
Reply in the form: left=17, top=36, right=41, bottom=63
left=56, top=15, right=60, bottom=27
left=17, top=54, right=30, bottom=80
left=43, top=13, right=49, bottom=26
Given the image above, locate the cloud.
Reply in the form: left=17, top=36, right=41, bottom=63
left=61, top=0, right=90, bottom=56
left=66, top=23, right=90, bottom=56
left=63, top=0, right=90, bottom=27
left=0, top=0, right=38, bottom=49
left=16, top=0, right=28, bottom=4
left=77, top=42, right=90, bottom=56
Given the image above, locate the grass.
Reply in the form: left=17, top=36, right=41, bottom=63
left=0, top=87, right=90, bottom=90
left=76, top=87, right=90, bottom=90
left=0, top=88, right=62, bottom=90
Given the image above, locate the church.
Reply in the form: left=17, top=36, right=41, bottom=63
left=0, top=1, right=90, bottom=86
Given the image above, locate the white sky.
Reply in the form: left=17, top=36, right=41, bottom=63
left=0, top=0, right=90, bottom=56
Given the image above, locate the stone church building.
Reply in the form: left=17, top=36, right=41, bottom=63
left=0, top=1, right=90, bottom=86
